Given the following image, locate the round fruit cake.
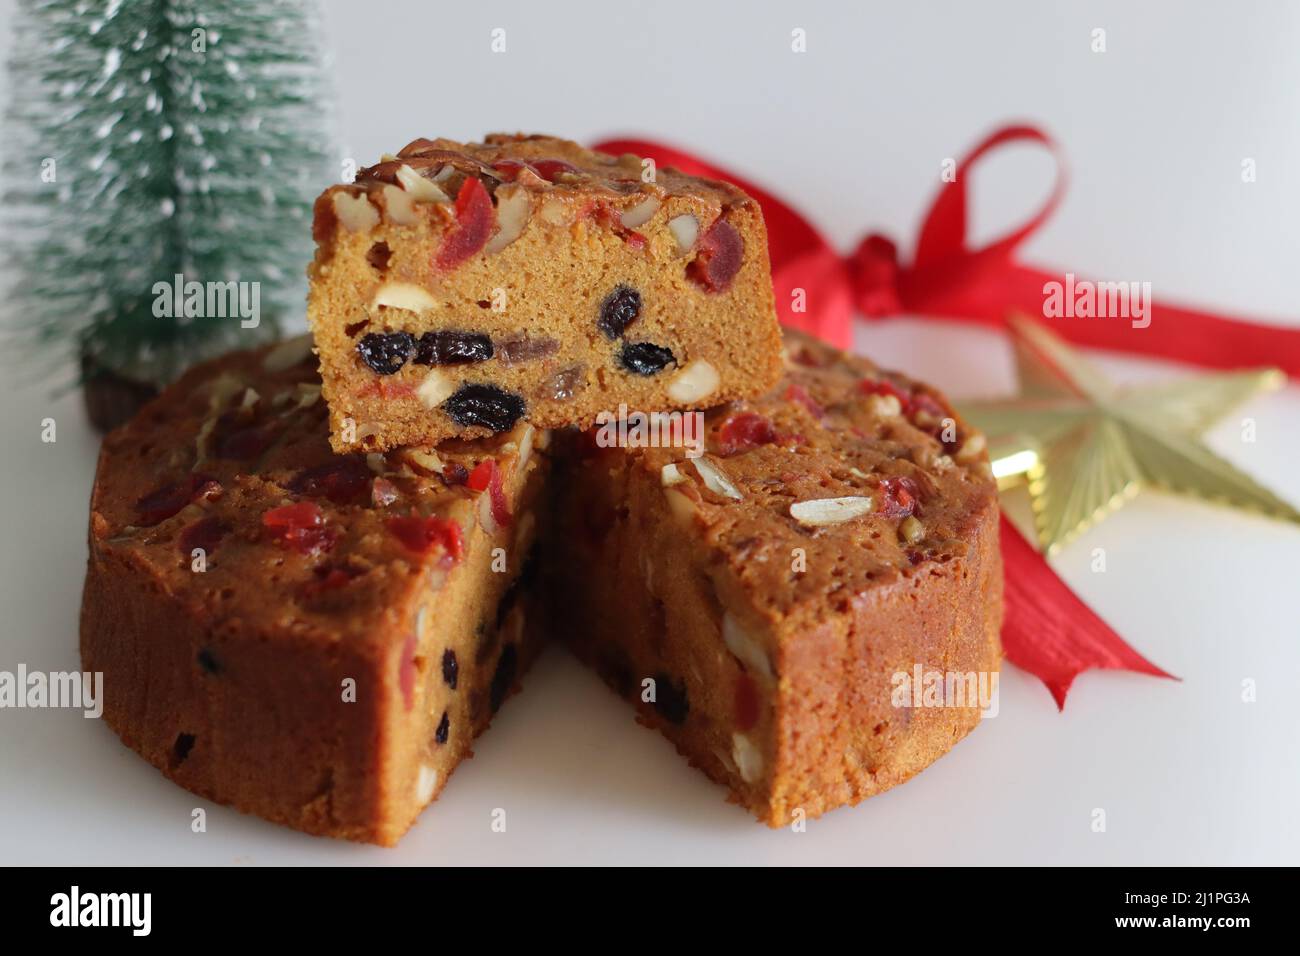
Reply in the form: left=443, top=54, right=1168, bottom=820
left=80, top=336, right=550, bottom=845
left=81, top=327, right=1001, bottom=841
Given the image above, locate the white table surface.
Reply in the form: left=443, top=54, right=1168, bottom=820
left=1, top=0, right=1297, bottom=865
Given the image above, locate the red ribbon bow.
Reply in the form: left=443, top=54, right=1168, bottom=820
left=593, top=125, right=1300, bottom=707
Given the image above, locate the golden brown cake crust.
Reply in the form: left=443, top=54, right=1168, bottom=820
left=557, top=328, right=1004, bottom=825
left=80, top=336, right=549, bottom=845
left=307, top=133, right=783, bottom=451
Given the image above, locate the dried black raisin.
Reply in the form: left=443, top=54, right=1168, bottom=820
left=442, top=648, right=458, bottom=690
left=356, top=331, right=415, bottom=375
left=171, top=733, right=196, bottom=766
left=197, top=649, right=221, bottom=675
left=652, top=672, right=689, bottom=725
left=444, top=384, right=526, bottom=433
left=489, top=644, right=518, bottom=713
left=598, top=285, right=642, bottom=339
left=415, top=330, right=493, bottom=366
left=619, top=342, right=675, bottom=376
left=435, top=710, right=450, bottom=744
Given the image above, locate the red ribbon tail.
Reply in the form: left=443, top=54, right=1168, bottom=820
left=903, top=262, right=1300, bottom=377
left=998, top=515, right=1177, bottom=709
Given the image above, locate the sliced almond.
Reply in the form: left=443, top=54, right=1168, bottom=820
left=731, top=733, right=764, bottom=784
left=415, top=764, right=438, bottom=803
left=667, top=213, right=699, bottom=254
left=620, top=195, right=660, bottom=229
left=485, top=185, right=531, bottom=254
left=516, top=424, right=537, bottom=471
left=665, top=358, right=719, bottom=403
left=261, top=334, right=314, bottom=372
left=692, top=456, right=743, bottom=500
left=722, top=612, right=773, bottom=680
left=864, top=393, right=902, bottom=418
left=416, top=369, right=455, bottom=409
left=333, top=190, right=379, bottom=233
left=381, top=183, right=419, bottom=226
left=401, top=447, right=444, bottom=476
left=372, top=281, right=436, bottom=313
left=395, top=163, right=450, bottom=203
left=477, top=491, right=500, bottom=537
left=789, top=496, right=875, bottom=527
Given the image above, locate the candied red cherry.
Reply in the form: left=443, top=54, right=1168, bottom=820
left=467, top=457, right=512, bottom=528
left=785, top=383, right=825, bottom=419
left=287, top=456, right=372, bottom=505
left=443, top=384, right=526, bottom=433
left=619, top=342, right=675, bottom=376
left=178, top=515, right=229, bottom=556
left=262, top=501, right=338, bottom=556
left=717, top=412, right=778, bottom=456
left=874, top=476, right=920, bottom=519
left=414, top=330, right=493, bottom=366
left=356, top=332, right=416, bottom=376
left=530, top=158, right=578, bottom=182
left=598, top=285, right=642, bottom=339
left=490, top=159, right=532, bottom=182
left=385, top=513, right=465, bottom=564
left=435, top=177, right=495, bottom=270
left=687, top=217, right=743, bottom=292
left=136, top=473, right=222, bottom=526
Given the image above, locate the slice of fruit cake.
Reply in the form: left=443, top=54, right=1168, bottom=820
left=308, top=133, right=783, bottom=452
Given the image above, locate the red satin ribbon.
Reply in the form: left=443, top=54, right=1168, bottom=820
left=596, top=128, right=1300, bottom=375
left=998, top=516, right=1174, bottom=709
left=593, top=127, right=1239, bottom=707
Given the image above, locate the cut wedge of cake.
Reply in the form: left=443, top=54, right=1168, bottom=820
left=551, top=328, right=1003, bottom=825
left=80, top=335, right=549, bottom=845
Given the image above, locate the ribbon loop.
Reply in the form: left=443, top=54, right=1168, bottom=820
left=914, top=124, right=1066, bottom=269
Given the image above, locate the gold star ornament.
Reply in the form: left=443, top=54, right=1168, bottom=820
left=958, top=314, right=1300, bottom=554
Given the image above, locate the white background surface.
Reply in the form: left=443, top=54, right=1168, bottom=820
left=1, top=0, right=1298, bottom=865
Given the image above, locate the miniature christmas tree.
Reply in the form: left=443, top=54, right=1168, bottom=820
left=2, top=0, right=334, bottom=428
